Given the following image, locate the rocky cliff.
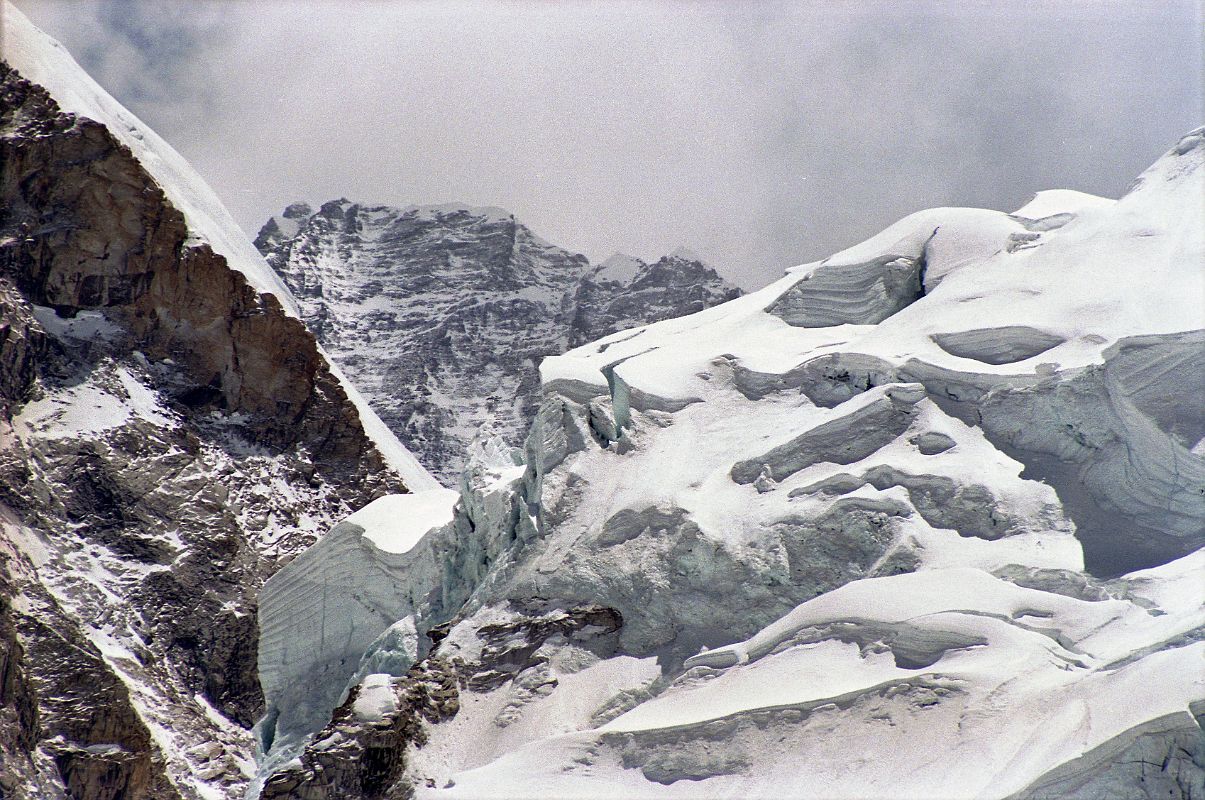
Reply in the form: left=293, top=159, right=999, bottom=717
left=568, top=249, right=743, bottom=348
left=0, top=6, right=432, bottom=798
left=255, top=203, right=741, bottom=484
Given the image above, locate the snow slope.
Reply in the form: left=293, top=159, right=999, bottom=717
left=439, top=555, right=1203, bottom=800
left=541, top=127, right=1205, bottom=574
left=256, top=128, right=1204, bottom=798
left=412, top=128, right=1204, bottom=798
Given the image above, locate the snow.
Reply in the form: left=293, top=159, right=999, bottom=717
left=323, top=359, right=441, bottom=492
left=816, top=206, right=1019, bottom=277
left=603, top=639, right=902, bottom=732
left=239, top=113, right=1202, bottom=795
left=681, top=567, right=1125, bottom=669
left=409, top=654, right=661, bottom=789
left=1119, top=546, right=1205, bottom=612
left=406, top=127, right=1204, bottom=800
left=2, top=3, right=296, bottom=310
left=30, top=305, right=121, bottom=342
left=427, top=561, right=1203, bottom=800
left=351, top=674, right=399, bottom=722
left=15, top=363, right=175, bottom=439
left=543, top=130, right=1205, bottom=415
left=1012, top=188, right=1116, bottom=219
left=345, top=488, right=459, bottom=554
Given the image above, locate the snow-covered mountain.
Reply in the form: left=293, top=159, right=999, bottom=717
left=3, top=3, right=1203, bottom=799
left=568, top=248, right=744, bottom=348
left=254, top=127, right=1205, bottom=799
left=255, top=202, right=741, bottom=484
left=0, top=5, right=433, bottom=798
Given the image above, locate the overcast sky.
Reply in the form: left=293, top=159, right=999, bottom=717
left=13, top=0, right=1204, bottom=288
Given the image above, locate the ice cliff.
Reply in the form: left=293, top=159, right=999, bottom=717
left=256, top=127, right=1205, bottom=799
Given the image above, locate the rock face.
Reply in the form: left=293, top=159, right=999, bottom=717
left=255, top=129, right=1205, bottom=799
left=256, top=204, right=741, bottom=484
left=258, top=606, right=626, bottom=800
left=258, top=658, right=461, bottom=800
left=0, top=8, right=431, bottom=799
left=568, top=249, right=743, bottom=348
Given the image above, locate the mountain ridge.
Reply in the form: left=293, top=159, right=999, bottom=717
left=254, top=199, right=742, bottom=482
left=254, top=128, right=1205, bottom=799
left=0, top=5, right=432, bottom=796
left=1, top=4, right=1201, bottom=799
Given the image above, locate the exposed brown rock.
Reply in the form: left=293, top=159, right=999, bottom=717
left=0, top=548, right=39, bottom=796
left=0, top=61, right=413, bottom=798
left=0, top=62, right=393, bottom=464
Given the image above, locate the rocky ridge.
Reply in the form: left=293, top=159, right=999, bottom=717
left=255, top=202, right=741, bottom=484
left=0, top=8, right=431, bottom=799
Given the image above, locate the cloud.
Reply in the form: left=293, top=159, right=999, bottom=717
left=13, top=0, right=1203, bottom=289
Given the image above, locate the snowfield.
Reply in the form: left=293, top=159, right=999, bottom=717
left=257, top=127, right=1204, bottom=798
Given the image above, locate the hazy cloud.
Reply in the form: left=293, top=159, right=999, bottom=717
left=14, top=0, right=1203, bottom=288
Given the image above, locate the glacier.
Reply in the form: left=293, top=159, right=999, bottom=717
left=254, top=127, right=1204, bottom=798
left=2, top=2, right=1201, bottom=797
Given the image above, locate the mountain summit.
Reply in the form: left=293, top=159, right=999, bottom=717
left=255, top=201, right=741, bottom=482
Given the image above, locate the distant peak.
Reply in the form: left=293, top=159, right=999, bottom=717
left=402, top=203, right=514, bottom=223
left=592, top=252, right=646, bottom=283
left=667, top=246, right=705, bottom=263
left=317, top=198, right=355, bottom=217
left=302, top=200, right=516, bottom=225
left=257, top=208, right=306, bottom=244
left=282, top=202, right=313, bottom=219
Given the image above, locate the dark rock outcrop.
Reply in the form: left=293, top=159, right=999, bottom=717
left=1, top=67, right=390, bottom=461
left=0, top=62, right=413, bottom=798
left=258, top=659, right=460, bottom=800
left=0, top=278, right=49, bottom=417
left=260, top=605, right=622, bottom=799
